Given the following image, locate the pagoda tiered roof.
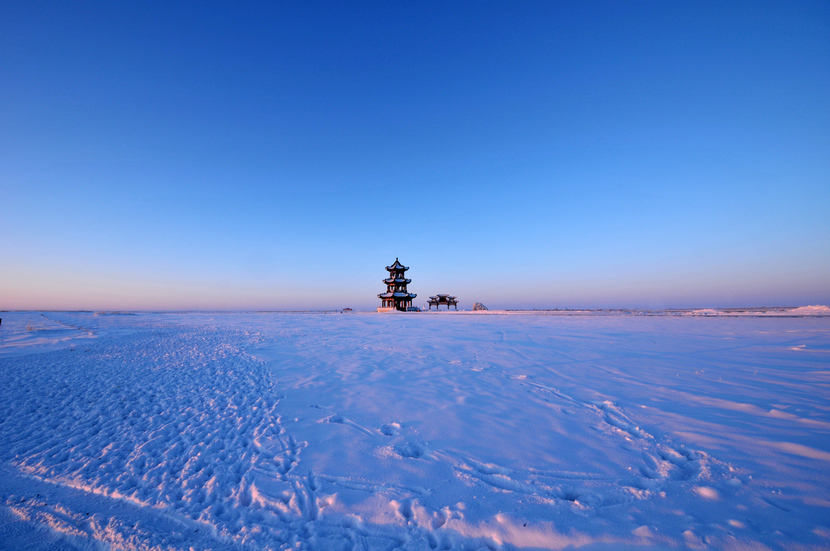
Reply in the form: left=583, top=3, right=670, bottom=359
left=383, top=277, right=412, bottom=284
left=378, top=291, right=417, bottom=299
left=386, top=258, right=408, bottom=272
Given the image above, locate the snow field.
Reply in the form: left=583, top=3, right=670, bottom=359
left=0, top=311, right=828, bottom=550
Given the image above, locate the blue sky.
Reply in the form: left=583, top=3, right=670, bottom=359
left=1, top=1, right=828, bottom=310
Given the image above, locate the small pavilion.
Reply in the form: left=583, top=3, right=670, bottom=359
left=378, top=258, right=417, bottom=311
left=428, top=294, right=458, bottom=310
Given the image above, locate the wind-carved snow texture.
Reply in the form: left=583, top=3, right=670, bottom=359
left=0, top=314, right=301, bottom=548
left=0, top=311, right=829, bottom=550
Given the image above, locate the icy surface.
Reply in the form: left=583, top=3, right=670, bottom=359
left=0, top=311, right=828, bottom=550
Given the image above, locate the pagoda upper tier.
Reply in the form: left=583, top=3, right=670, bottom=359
left=386, top=259, right=408, bottom=272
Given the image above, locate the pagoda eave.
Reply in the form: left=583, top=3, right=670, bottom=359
left=385, top=259, right=409, bottom=272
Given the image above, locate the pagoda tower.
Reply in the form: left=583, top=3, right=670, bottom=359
left=378, top=258, right=417, bottom=311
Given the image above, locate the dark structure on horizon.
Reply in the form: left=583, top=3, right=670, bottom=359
left=378, top=258, right=417, bottom=311
left=428, top=294, right=458, bottom=310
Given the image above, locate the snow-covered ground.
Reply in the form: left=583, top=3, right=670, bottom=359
left=0, top=311, right=828, bottom=550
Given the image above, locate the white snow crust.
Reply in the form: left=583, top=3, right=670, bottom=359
left=681, top=305, right=830, bottom=317
left=1, top=311, right=829, bottom=550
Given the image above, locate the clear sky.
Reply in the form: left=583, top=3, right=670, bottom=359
left=1, top=1, right=828, bottom=310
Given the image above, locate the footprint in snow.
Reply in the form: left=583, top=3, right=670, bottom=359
left=327, top=413, right=346, bottom=424
left=380, top=422, right=400, bottom=437
left=395, top=441, right=427, bottom=459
